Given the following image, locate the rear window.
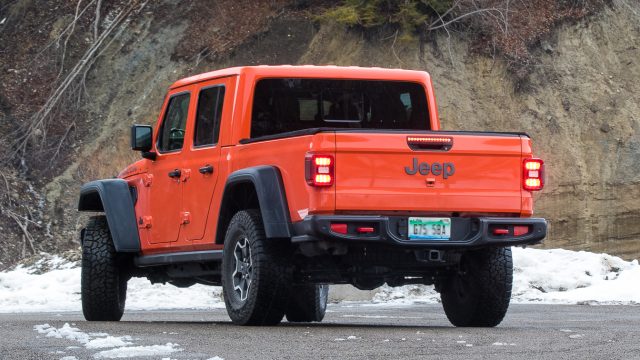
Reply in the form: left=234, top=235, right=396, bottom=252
left=251, top=79, right=429, bottom=138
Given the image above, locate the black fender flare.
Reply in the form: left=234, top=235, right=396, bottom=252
left=78, top=179, right=141, bottom=252
left=219, top=166, right=292, bottom=241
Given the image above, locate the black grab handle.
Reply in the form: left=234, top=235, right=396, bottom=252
left=199, top=165, right=214, bottom=174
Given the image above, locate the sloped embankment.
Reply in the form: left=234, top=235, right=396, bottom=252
left=0, top=1, right=638, bottom=267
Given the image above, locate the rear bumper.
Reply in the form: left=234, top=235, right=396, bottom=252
left=291, top=216, right=546, bottom=249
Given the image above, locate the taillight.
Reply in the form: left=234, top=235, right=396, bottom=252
left=523, top=158, right=544, bottom=191
left=305, top=154, right=334, bottom=187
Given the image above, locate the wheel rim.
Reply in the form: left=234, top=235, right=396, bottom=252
left=232, top=237, right=253, bottom=302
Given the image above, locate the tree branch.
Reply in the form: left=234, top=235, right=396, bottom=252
left=428, top=7, right=506, bottom=31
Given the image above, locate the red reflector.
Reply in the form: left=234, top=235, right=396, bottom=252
left=330, top=223, right=348, bottom=234
left=514, top=225, right=529, bottom=236
left=492, top=228, right=509, bottom=235
left=356, top=226, right=375, bottom=234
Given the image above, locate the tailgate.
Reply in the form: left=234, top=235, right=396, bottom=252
left=334, top=132, right=525, bottom=214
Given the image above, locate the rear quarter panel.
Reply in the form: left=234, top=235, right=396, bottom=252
left=228, top=133, right=336, bottom=222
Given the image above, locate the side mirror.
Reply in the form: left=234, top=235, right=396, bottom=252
left=131, top=125, right=153, bottom=151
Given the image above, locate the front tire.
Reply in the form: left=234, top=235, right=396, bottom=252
left=440, top=247, right=513, bottom=327
left=285, top=284, right=329, bottom=323
left=222, top=210, right=291, bottom=325
left=81, top=216, right=128, bottom=321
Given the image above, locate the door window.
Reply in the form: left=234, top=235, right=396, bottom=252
left=157, top=93, right=191, bottom=152
left=194, top=86, right=225, bottom=147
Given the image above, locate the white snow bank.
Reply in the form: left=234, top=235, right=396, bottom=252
left=0, top=255, right=224, bottom=313
left=369, top=247, right=640, bottom=305
left=512, top=247, right=640, bottom=304
left=2, top=248, right=640, bottom=312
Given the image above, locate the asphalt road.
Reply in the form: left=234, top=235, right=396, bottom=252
left=0, top=304, right=638, bottom=360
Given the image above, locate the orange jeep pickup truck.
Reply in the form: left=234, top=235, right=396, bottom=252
left=78, top=65, right=546, bottom=327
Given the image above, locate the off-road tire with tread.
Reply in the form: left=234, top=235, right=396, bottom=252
left=285, top=284, right=329, bottom=323
left=81, top=216, right=128, bottom=321
left=222, top=210, right=292, bottom=326
left=440, top=246, right=513, bottom=327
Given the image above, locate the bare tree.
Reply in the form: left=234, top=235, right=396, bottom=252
left=2, top=0, right=149, bottom=165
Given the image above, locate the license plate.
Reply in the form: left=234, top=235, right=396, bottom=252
left=408, top=217, right=451, bottom=240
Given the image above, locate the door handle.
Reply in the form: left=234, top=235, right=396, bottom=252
left=168, top=169, right=181, bottom=178
left=199, top=164, right=214, bottom=174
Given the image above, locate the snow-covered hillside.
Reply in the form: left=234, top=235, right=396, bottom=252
left=0, top=248, right=638, bottom=313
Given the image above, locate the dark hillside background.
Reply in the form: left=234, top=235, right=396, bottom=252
left=0, top=0, right=639, bottom=269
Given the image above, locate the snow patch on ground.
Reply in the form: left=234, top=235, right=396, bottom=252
left=34, top=323, right=90, bottom=344
left=93, top=343, right=182, bottom=359
left=33, top=323, right=184, bottom=358
left=3, top=248, right=640, bottom=312
left=85, top=336, right=134, bottom=349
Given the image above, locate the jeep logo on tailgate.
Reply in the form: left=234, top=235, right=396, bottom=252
left=405, top=158, right=455, bottom=179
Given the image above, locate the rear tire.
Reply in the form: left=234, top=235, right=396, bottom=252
left=440, top=247, right=513, bottom=327
left=222, top=210, right=291, bottom=325
left=81, top=216, right=128, bottom=321
left=285, top=284, right=329, bottom=323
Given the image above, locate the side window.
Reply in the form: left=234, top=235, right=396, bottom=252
left=194, top=86, right=225, bottom=147
left=158, top=93, right=190, bottom=152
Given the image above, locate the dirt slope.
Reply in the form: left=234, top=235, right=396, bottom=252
left=0, top=0, right=638, bottom=267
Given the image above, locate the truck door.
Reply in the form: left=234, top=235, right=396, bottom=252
left=146, top=91, right=192, bottom=244
left=180, top=78, right=230, bottom=242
